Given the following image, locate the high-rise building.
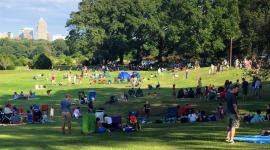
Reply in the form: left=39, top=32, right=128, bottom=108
left=52, top=34, right=65, bottom=41
left=37, top=17, right=48, bottom=40
left=19, top=28, right=33, bottom=40
left=0, top=32, right=13, bottom=39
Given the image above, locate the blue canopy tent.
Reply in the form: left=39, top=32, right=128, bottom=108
left=118, top=72, right=130, bottom=80
left=131, top=71, right=140, bottom=78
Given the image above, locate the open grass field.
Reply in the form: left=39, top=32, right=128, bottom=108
left=0, top=68, right=270, bottom=150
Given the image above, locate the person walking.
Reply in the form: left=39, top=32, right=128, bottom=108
left=225, top=85, right=240, bottom=144
left=61, top=94, right=72, bottom=134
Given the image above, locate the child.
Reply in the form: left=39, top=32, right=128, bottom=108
left=73, top=107, right=81, bottom=119
left=41, top=112, right=48, bottom=124
left=96, top=117, right=106, bottom=133
left=266, top=104, right=270, bottom=121
left=49, top=106, right=54, bottom=120
left=216, top=103, right=224, bottom=120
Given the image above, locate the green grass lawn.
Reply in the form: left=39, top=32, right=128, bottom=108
left=0, top=68, right=270, bottom=150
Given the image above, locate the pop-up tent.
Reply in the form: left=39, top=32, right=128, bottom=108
left=131, top=71, right=140, bottom=78
left=118, top=72, right=130, bottom=80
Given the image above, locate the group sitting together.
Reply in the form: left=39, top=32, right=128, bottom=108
left=128, top=88, right=144, bottom=97
left=243, top=105, right=270, bottom=124
left=0, top=104, right=21, bottom=124
left=13, top=91, right=36, bottom=100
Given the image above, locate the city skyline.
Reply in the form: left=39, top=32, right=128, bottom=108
left=0, top=0, right=81, bottom=37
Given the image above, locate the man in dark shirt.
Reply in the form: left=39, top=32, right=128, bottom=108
left=242, top=78, right=249, bottom=100
left=225, top=85, right=240, bottom=143
left=144, top=101, right=151, bottom=121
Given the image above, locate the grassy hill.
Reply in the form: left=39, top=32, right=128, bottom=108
left=0, top=68, right=269, bottom=150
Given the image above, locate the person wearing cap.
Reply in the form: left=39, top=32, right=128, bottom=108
left=225, top=85, right=240, bottom=143
left=60, top=94, right=72, bottom=134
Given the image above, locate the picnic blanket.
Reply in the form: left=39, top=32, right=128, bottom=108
left=0, top=123, right=26, bottom=126
left=234, top=136, right=270, bottom=144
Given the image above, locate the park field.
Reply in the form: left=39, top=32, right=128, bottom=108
left=0, top=68, right=270, bottom=150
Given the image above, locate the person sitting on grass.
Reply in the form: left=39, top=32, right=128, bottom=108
left=41, top=111, right=48, bottom=124
left=217, top=87, right=226, bottom=100
left=136, top=88, right=143, bottom=97
left=29, top=90, right=36, bottom=98
left=47, top=89, right=52, bottom=96
left=188, top=109, right=198, bottom=123
left=27, top=110, right=33, bottom=123
left=216, top=103, right=224, bottom=120
left=156, top=82, right=160, bottom=89
left=266, top=104, right=270, bottom=121
left=188, top=88, right=195, bottom=98
left=177, top=89, right=184, bottom=98
left=183, top=89, right=189, bottom=98
left=129, top=112, right=141, bottom=131
left=198, top=110, right=208, bottom=122
left=102, top=114, right=112, bottom=132
left=96, top=117, right=107, bottom=133
left=19, top=91, right=27, bottom=99
left=73, top=107, right=81, bottom=119
left=13, top=92, right=19, bottom=100
left=250, top=110, right=265, bottom=123
left=128, top=88, right=136, bottom=97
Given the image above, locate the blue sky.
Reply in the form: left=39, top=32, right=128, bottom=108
left=0, top=0, right=81, bottom=37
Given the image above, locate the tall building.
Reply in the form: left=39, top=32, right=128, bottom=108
left=0, top=32, right=13, bottom=39
left=37, top=17, right=48, bottom=40
left=52, top=34, right=65, bottom=41
left=19, top=28, right=33, bottom=40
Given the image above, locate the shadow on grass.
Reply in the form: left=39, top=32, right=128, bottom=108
left=0, top=81, right=270, bottom=149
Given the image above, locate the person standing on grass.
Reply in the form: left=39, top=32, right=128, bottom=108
left=61, top=94, right=72, bottom=134
left=172, top=84, right=176, bottom=97
left=144, top=101, right=151, bottom=122
left=241, top=78, right=249, bottom=100
left=225, top=85, right=240, bottom=144
left=185, top=67, right=189, bottom=79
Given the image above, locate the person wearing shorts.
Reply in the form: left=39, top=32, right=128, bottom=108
left=61, top=95, right=72, bottom=134
left=225, top=85, right=240, bottom=143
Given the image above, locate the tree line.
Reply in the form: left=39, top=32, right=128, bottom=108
left=66, top=0, right=270, bottom=64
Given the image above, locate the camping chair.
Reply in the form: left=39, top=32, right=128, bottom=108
left=95, top=109, right=104, bottom=123
left=164, top=107, right=177, bottom=123
left=2, top=113, right=13, bottom=124
left=128, top=112, right=141, bottom=131
left=111, top=116, right=122, bottom=131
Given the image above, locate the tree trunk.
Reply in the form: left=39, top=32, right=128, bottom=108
left=119, top=53, right=124, bottom=65
left=230, top=37, right=233, bottom=67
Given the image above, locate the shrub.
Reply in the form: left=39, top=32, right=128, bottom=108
left=33, top=54, right=52, bottom=69
left=0, top=54, right=15, bottom=70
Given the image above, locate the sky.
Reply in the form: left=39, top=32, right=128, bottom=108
left=0, top=0, right=81, bottom=37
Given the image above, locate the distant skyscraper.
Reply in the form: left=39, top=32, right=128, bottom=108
left=19, top=28, right=33, bottom=40
left=37, top=17, right=48, bottom=40
left=52, top=34, right=65, bottom=41
left=0, top=32, right=13, bottom=39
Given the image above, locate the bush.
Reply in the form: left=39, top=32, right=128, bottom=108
left=33, top=54, right=52, bottom=69
left=0, top=54, right=16, bottom=70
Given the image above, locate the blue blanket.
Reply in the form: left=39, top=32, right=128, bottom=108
left=234, top=136, right=270, bottom=144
